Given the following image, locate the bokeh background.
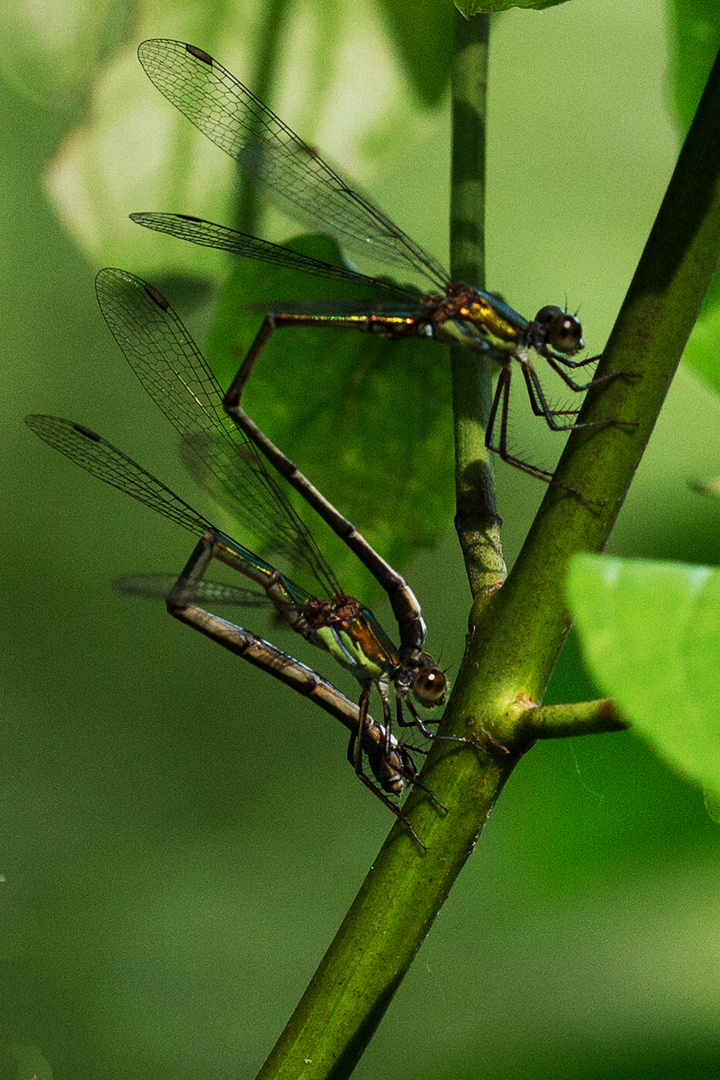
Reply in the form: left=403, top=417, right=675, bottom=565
left=3, top=1, right=720, bottom=1078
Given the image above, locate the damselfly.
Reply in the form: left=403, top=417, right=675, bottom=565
left=25, top=416, right=437, bottom=844
left=133, top=38, right=615, bottom=484
left=44, top=269, right=451, bottom=738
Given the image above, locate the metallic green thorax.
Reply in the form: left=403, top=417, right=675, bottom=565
left=428, top=286, right=529, bottom=357
left=213, top=534, right=400, bottom=686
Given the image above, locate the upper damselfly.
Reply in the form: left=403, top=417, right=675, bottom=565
left=133, top=38, right=615, bottom=484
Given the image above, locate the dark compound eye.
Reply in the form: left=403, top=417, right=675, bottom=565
left=534, top=306, right=584, bottom=355
left=413, top=666, right=447, bottom=707
left=534, top=304, right=562, bottom=326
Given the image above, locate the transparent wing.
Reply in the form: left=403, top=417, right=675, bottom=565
left=130, top=213, right=419, bottom=299
left=25, top=416, right=215, bottom=536
left=114, top=572, right=278, bottom=607
left=137, top=39, right=450, bottom=291
left=95, top=267, right=341, bottom=598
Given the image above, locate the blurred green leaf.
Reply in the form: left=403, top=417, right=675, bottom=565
left=670, top=0, right=720, bottom=132
left=206, top=234, right=455, bottom=600
left=455, top=0, right=567, bottom=14
left=378, top=0, right=452, bottom=106
left=688, top=468, right=720, bottom=499
left=669, top=6, right=720, bottom=398
left=683, top=280, right=720, bottom=397
left=43, top=21, right=262, bottom=276
left=0, top=0, right=134, bottom=108
left=568, top=553, right=720, bottom=802
left=43, top=3, right=444, bottom=277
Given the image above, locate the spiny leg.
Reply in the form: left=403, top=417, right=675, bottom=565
left=356, top=684, right=439, bottom=830
left=520, top=362, right=581, bottom=420
left=396, top=693, right=437, bottom=740
left=521, top=360, right=611, bottom=434
left=546, top=349, right=603, bottom=370
left=487, top=362, right=606, bottom=500
left=487, top=362, right=557, bottom=483
left=390, top=698, right=449, bottom=811
left=399, top=694, right=475, bottom=751
left=345, top=724, right=428, bottom=849
left=484, top=362, right=508, bottom=460
left=354, top=684, right=374, bottom=771
left=543, top=351, right=618, bottom=393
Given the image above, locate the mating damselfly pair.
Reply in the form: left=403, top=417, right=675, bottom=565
left=28, top=39, right=614, bottom=844
left=28, top=268, right=452, bottom=849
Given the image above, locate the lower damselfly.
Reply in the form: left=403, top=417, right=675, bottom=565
left=25, top=416, right=439, bottom=846
left=132, top=38, right=617, bottom=485
left=67, top=270, right=453, bottom=746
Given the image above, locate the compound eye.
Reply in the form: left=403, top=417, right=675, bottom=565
left=534, top=304, right=564, bottom=327
left=413, top=667, right=447, bottom=707
left=543, top=311, right=584, bottom=355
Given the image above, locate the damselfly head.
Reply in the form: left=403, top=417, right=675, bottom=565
left=411, top=654, right=447, bottom=708
left=534, top=305, right=584, bottom=356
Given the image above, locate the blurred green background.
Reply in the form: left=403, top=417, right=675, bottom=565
left=3, top=1, right=720, bottom=1078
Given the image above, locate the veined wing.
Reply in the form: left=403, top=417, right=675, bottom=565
left=130, top=213, right=420, bottom=299
left=95, top=267, right=341, bottom=599
left=25, top=416, right=216, bottom=536
left=137, top=39, right=450, bottom=292
left=243, top=298, right=430, bottom=318
left=114, top=573, right=270, bottom=606
left=26, top=417, right=315, bottom=606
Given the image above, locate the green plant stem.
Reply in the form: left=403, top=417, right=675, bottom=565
left=255, top=36, right=720, bottom=1080
left=521, top=699, right=628, bottom=739
left=451, top=41, right=720, bottom=745
left=449, top=11, right=505, bottom=602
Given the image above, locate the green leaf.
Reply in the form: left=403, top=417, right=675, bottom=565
left=43, top=4, right=446, bottom=277
left=455, top=0, right=569, bottom=14
left=669, top=5, right=720, bottom=398
left=567, top=553, right=720, bottom=802
left=206, top=234, right=454, bottom=601
left=378, top=0, right=452, bottom=107
left=683, top=278, right=720, bottom=397
left=0, top=0, right=132, bottom=108
left=669, top=0, right=720, bottom=133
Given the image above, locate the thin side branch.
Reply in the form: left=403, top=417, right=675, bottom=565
left=519, top=698, right=629, bottom=739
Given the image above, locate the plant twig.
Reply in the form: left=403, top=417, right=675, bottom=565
left=519, top=698, right=629, bottom=739
left=449, top=12, right=505, bottom=602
